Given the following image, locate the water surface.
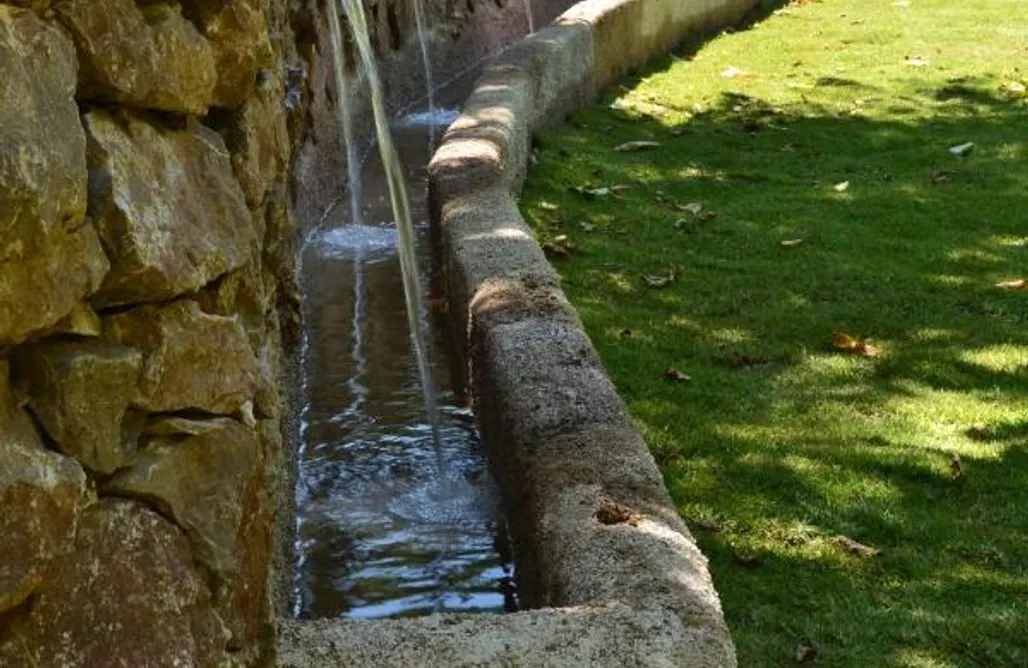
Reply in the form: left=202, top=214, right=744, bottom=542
left=293, top=112, right=516, bottom=620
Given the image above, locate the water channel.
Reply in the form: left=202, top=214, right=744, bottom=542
left=292, top=103, right=517, bottom=620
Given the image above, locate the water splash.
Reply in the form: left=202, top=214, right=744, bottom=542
left=326, top=3, right=363, bottom=225
left=335, top=0, right=443, bottom=468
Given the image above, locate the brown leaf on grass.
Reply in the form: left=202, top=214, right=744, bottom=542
left=614, top=140, right=661, bottom=152
left=644, top=265, right=682, bottom=288
left=721, top=354, right=770, bottom=370
left=949, top=142, right=975, bottom=157
left=832, top=331, right=880, bottom=357
left=995, top=278, right=1028, bottom=290
left=796, top=645, right=817, bottom=663
left=835, top=535, right=881, bottom=557
left=664, top=367, right=691, bottom=383
left=779, top=238, right=806, bottom=248
left=720, top=66, right=753, bottom=79
left=733, top=552, right=762, bottom=568
left=541, top=234, right=575, bottom=258
left=950, top=453, right=965, bottom=479
left=693, top=518, right=724, bottom=533
left=931, top=170, right=952, bottom=185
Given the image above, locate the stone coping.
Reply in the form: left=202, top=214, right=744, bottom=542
left=279, top=1, right=760, bottom=665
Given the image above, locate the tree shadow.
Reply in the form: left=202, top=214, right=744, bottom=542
left=522, top=22, right=1028, bottom=667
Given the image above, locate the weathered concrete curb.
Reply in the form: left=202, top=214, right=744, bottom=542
left=279, top=0, right=760, bottom=665
left=428, top=0, right=764, bottom=663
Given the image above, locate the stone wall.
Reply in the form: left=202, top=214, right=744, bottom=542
left=0, top=0, right=303, bottom=665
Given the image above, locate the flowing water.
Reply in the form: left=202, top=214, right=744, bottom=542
left=292, top=3, right=515, bottom=619
left=524, top=0, right=535, bottom=34
left=326, top=4, right=363, bottom=225
left=411, top=0, right=437, bottom=144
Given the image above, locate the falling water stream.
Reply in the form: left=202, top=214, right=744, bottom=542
left=292, top=1, right=516, bottom=619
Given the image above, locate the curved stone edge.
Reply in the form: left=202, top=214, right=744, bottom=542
left=427, top=1, right=763, bottom=666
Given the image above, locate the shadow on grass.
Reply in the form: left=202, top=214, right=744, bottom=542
left=522, top=24, right=1028, bottom=668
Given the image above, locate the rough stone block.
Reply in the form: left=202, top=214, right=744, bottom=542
left=54, top=0, right=218, bottom=114
left=105, top=417, right=265, bottom=649
left=180, top=0, right=273, bottom=109
left=0, top=499, right=227, bottom=668
left=15, top=340, right=142, bottom=475
left=0, top=361, right=87, bottom=615
left=0, top=7, right=110, bottom=344
left=102, top=300, right=259, bottom=415
left=84, top=110, right=256, bottom=307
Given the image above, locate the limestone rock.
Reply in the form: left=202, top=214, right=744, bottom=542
left=7, top=0, right=50, bottom=11
left=0, top=361, right=87, bottom=614
left=47, top=302, right=103, bottom=337
left=103, top=300, right=259, bottom=415
left=181, top=0, right=273, bottom=109
left=15, top=340, right=142, bottom=475
left=0, top=7, right=110, bottom=344
left=105, top=418, right=266, bottom=647
left=84, top=110, right=256, bottom=307
left=0, top=499, right=227, bottom=668
left=141, top=3, right=219, bottom=115
left=54, top=0, right=217, bottom=114
left=212, top=71, right=291, bottom=207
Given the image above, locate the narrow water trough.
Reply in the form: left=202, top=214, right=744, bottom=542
left=294, top=107, right=517, bottom=620
left=282, top=0, right=763, bottom=665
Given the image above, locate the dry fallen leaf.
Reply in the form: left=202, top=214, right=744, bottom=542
left=930, top=169, right=951, bottom=185
left=721, top=354, right=770, bottom=369
left=832, top=331, right=880, bottom=357
left=779, top=238, right=806, bottom=248
left=949, top=141, right=975, bottom=157
left=796, top=645, right=817, bottom=663
left=1000, top=80, right=1027, bottom=97
left=733, top=552, right=762, bottom=568
left=833, top=180, right=850, bottom=192
left=720, top=66, right=751, bottom=79
left=541, top=235, right=574, bottom=258
left=644, top=265, right=682, bottom=288
left=995, top=278, right=1028, bottom=290
left=950, top=453, right=965, bottom=479
left=595, top=499, right=641, bottom=526
left=664, top=367, right=691, bottom=383
left=835, top=535, right=881, bottom=557
left=693, top=518, right=724, bottom=533
left=614, top=140, right=661, bottom=152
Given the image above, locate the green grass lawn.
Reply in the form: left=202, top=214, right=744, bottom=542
left=520, top=1, right=1028, bottom=665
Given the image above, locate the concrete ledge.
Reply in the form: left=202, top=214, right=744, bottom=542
left=281, top=0, right=760, bottom=665
left=428, top=0, right=764, bottom=666
left=279, top=604, right=731, bottom=668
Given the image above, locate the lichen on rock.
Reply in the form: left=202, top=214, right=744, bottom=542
left=0, top=361, right=87, bottom=616
left=14, top=340, right=142, bottom=475
left=0, top=499, right=228, bottom=668
left=83, top=109, right=257, bottom=308
left=0, top=6, right=110, bottom=345
left=102, top=300, right=259, bottom=415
